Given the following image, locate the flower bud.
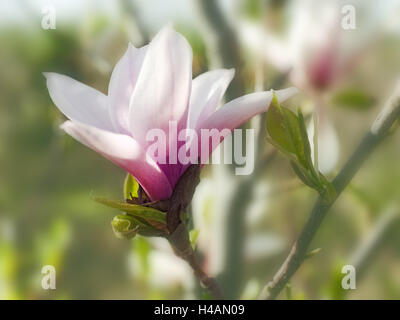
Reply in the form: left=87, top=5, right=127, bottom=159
left=111, top=215, right=139, bottom=239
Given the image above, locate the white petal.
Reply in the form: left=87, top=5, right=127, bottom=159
left=237, top=20, right=291, bottom=72
left=108, top=44, right=147, bottom=134
left=44, top=72, right=113, bottom=131
left=308, top=113, right=339, bottom=174
left=128, top=25, right=192, bottom=145
left=187, top=69, right=234, bottom=130
left=61, top=120, right=172, bottom=200
left=196, top=87, right=298, bottom=162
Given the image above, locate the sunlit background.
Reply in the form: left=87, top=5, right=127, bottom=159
left=1, top=0, right=400, bottom=299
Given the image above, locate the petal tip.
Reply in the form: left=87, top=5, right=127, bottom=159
left=163, top=22, right=175, bottom=31
left=59, top=120, right=73, bottom=131
left=43, top=72, right=59, bottom=81
left=226, top=68, right=235, bottom=80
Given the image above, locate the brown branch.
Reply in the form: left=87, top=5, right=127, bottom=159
left=167, top=223, right=223, bottom=299
left=160, top=164, right=223, bottom=299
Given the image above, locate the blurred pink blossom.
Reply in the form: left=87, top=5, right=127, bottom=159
left=240, top=0, right=400, bottom=93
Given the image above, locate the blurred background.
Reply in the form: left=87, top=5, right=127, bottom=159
left=1, top=0, right=400, bottom=299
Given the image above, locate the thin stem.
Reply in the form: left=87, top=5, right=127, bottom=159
left=167, top=223, right=223, bottom=299
left=184, top=250, right=223, bottom=300
left=259, top=84, right=400, bottom=300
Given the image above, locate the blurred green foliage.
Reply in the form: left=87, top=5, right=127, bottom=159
left=332, top=88, right=375, bottom=110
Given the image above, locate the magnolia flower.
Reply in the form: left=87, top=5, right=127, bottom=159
left=45, top=25, right=297, bottom=201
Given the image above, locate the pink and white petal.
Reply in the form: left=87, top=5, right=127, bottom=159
left=61, top=120, right=172, bottom=200
left=272, top=87, right=299, bottom=103
left=187, top=69, right=235, bottom=130
left=128, top=25, right=192, bottom=145
left=197, top=87, right=298, bottom=159
left=199, top=87, right=298, bottom=132
left=44, top=72, right=113, bottom=131
left=108, top=44, right=148, bottom=134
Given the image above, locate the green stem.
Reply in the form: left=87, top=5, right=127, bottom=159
left=259, top=86, right=400, bottom=300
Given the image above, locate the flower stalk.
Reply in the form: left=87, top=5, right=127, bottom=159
left=167, top=222, right=223, bottom=299
left=165, top=163, right=223, bottom=299
left=99, top=163, right=223, bottom=298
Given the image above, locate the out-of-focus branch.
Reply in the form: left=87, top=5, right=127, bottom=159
left=119, top=0, right=150, bottom=46
left=349, top=208, right=400, bottom=283
left=195, top=0, right=247, bottom=299
left=327, top=207, right=400, bottom=299
left=195, top=0, right=245, bottom=100
left=259, top=82, right=400, bottom=300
